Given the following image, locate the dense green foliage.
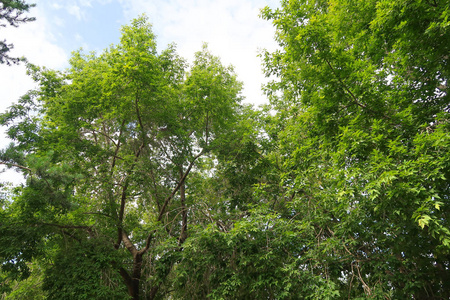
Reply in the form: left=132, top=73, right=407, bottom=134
left=1, top=16, right=244, bottom=299
left=257, top=0, right=449, bottom=297
left=0, top=0, right=35, bottom=65
left=174, top=0, right=450, bottom=298
left=1, top=0, right=449, bottom=299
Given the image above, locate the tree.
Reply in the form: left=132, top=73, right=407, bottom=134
left=2, top=1, right=449, bottom=299
left=0, top=16, right=243, bottom=299
left=0, top=0, right=35, bottom=65
left=167, top=0, right=450, bottom=298
left=255, top=0, right=450, bottom=298
left=170, top=106, right=281, bottom=299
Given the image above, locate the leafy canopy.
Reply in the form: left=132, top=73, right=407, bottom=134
left=1, top=15, right=244, bottom=299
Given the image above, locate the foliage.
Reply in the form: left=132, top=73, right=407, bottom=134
left=0, top=15, right=243, bottom=299
left=0, top=0, right=35, bottom=65
left=42, top=239, right=128, bottom=300
left=1, top=260, right=46, bottom=300
left=256, top=0, right=450, bottom=298
left=1, top=0, right=450, bottom=299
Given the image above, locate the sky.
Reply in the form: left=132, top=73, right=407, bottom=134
left=0, top=0, right=280, bottom=183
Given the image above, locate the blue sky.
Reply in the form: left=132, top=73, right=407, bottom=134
left=39, top=1, right=124, bottom=53
left=0, top=0, right=280, bottom=183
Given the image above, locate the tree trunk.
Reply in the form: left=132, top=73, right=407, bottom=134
left=179, top=169, right=188, bottom=244
left=119, top=254, right=143, bottom=300
left=130, top=253, right=143, bottom=299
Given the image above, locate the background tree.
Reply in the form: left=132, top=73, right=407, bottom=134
left=0, top=0, right=35, bottom=65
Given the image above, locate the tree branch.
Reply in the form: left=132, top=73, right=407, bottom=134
left=121, top=230, right=138, bottom=257
left=115, top=141, right=145, bottom=248
left=119, top=267, right=134, bottom=296
left=0, top=161, right=31, bottom=172
left=39, top=222, right=94, bottom=237
left=110, top=119, right=126, bottom=175
left=323, top=57, right=367, bottom=110
left=157, top=150, right=203, bottom=222
left=137, top=151, right=204, bottom=255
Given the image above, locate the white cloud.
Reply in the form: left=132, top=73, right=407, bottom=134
left=53, top=16, right=65, bottom=27
left=0, top=3, right=68, bottom=184
left=0, top=4, right=68, bottom=109
left=119, top=0, right=280, bottom=106
left=64, top=0, right=96, bottom=20
left=51, top=3, right=63, bottom=10
left=2, top=8, right=68, bottom=67
left=75, top=33, right=83, bottom=42
left=0, top=5, right=67, bottom=108
left=79, top=0, right=94, bottom=7
left=67, top=4, right=83, bottom=20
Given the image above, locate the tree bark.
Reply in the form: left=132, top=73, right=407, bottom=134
left=131, top=253, right=143, bottom=300
left=118, top=252, right=144, bottom=299
left=179, top=168, right=188, bottom=244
